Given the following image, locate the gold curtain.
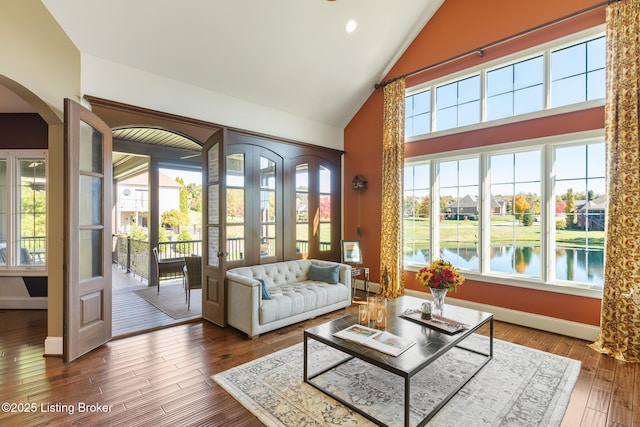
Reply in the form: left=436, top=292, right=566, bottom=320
left=590, top=0, right=640, bottom=363
left=379, top=79, right=405, bottom=299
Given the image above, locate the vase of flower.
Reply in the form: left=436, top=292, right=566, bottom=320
left=415, top=259, right=465, bottom=317
left=430, top=287, right=447, bottom=316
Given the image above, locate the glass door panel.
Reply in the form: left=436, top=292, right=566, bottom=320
left=319, top=165, right=331, bottom=252
left=295, top=164, right=309, bottom=256
left=226, top=153, right=245, bottom=262
left=259, top=156, right=276, bottom=259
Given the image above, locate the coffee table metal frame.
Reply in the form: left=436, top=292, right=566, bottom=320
left=303, top=296, right=493, bottom=427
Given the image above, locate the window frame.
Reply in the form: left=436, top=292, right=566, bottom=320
left=404, top=130, right=605, bottom=299
left=405, top=25, right=606, bottom=142
left=0, top=150, right=48, bottom=273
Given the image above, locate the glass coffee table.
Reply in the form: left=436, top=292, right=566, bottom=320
left=303, top=295, right=493, bottom=427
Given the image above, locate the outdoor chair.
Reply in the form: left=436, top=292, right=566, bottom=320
left=152, top=246, right=185, bottom=294
left=183, top=255, right=202, bottom=310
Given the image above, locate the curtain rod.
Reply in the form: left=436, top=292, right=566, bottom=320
left=375, top=0, right=616, bottom=90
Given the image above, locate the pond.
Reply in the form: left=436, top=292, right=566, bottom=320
left=404, top=244, right=604, bottom=286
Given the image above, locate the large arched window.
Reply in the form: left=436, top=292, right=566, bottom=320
left=225, top=132, right=342, bottom=267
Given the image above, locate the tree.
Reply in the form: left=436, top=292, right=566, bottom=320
left=565, top=188, right=576, bottom=227
left=522, top=209, right=534, bottom=226
left=187, top=182, right=202, bottom=212
left=226, top=189, right=244, bottom=220
left=161, top=209, right=189, bottom=229
left=514, top=194, right=530, bottom=222
left=404, top=195, right=418, bottom=217
left=175, top=229, right=193, bottom=254
left=129, top=223, right=146, bottom=240
left=176, top=177, right=189, bottom=214
left=419, top=196, right=430, bottom=218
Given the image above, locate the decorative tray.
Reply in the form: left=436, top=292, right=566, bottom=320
left=400, top=309, right=466, bottom=334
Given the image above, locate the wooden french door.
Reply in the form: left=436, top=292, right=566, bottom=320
left=63, top=99, right=113, bottom=363
left=202, top=129, right=227, bottom=326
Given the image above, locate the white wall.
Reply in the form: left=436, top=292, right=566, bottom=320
left=159, top=187, right=180, bottom=214
left=81, top=55, right=344, bottom=150
left=0, top=0, right=80, bottom=120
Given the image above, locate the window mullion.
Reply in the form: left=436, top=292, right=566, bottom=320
left=543, top=144, right=554, bottom=283
left=543, top=50, right=551, bottom=110
left=479, top=153, right=490, bottom=274
left=430, top=160, right=439, bottom=264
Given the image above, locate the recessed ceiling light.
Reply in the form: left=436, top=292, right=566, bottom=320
left=345, top=19, right=357, bottom=34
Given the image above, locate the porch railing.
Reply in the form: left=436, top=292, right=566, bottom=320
left=113, top=235, right=330, bottom=279
left=114, top=236, right=202, bottom=280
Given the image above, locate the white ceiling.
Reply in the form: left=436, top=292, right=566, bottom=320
left=38, top=0, right=443, bottom=129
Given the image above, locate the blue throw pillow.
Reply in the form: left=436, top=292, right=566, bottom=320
left=308, top=264, right=340, bottom=284
left=257, top=278, right=271, bottom=300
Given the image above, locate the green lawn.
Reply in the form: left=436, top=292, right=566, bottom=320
left=404, top=216, right=604, bottom=250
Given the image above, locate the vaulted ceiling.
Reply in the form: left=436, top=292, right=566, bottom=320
left=39, top=0, right=443, bottom=129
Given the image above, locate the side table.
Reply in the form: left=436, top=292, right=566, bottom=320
left=351, top=266, right=369, bottom=301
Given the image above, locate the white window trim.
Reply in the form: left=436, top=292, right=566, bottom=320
left=0, top=150, right=48, bottom=274
left=405, top=25, right=606, bottom=141
left=404, top=129, right=604, bottom=300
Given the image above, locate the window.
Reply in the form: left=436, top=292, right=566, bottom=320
left=553, top=142, right=605, bottom=284
left=293, top=160, right=339, bottom=259
left=404, top=134, right=606, bottom=290
left=295, top=163, right=309, bottom=256
left=404, top=164, right=430, bottom=264
left=438, top=158, right=479, bottom=270
left=318, top=165, right=332, bottom=252
left=0, top=151, right=47, bottom=269
left=405, top=90, right=431, bottom=137
left=406, top=32, right=605, bottom=138
left=226, top=153, right=245, bottom=261
left=259, top=156, right=276, bottom=258
left=486, top=56, right=544, bottom=120
left=551, top=36, right=605, bottom=107
left=489, top=151, right=542, bottom=277
left=436, top=75, right=480, bottom=131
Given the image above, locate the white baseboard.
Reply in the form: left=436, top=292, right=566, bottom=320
left=44, top=336, right=63, bottom=356
left=0, top=297, right=47, bottom=309
left=404, top=289, right=599, bottom=341
left=353, top=280, right=380, bottom=294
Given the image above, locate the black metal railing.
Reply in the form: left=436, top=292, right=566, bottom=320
left=114, top=236, right=202, bottom=280
left=113, top=235, right=330, bottom=278
left=20, top=236, right=47, bottom=264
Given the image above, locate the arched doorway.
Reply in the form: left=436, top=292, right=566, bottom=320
left=83, top=97, right=219, bottom=336
left=0, top=75, right=65, bottom=356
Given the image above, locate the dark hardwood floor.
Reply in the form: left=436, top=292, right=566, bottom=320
left=0, top=305, right=637, bottom=427
left=112, top=264, right=200, bottom=337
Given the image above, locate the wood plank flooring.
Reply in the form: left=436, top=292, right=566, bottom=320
left=112, top=264, right=198, bottom=337
left=0, top=306, right=637, bottom=427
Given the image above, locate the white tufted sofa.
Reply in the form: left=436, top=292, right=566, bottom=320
left=226, top=259, right=352, bottom=338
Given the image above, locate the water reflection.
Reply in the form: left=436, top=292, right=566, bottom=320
left=404, top=244, right=604, bottom=286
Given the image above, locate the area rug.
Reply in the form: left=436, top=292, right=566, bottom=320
left=133, top=284, right=201, bottom=319
left=212, top=334, right=581, bottom=427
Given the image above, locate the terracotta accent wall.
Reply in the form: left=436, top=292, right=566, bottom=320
left=344, top=0, right=605, bottom=326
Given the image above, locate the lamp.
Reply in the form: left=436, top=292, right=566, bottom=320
left=352, top=175, right=367, bottom=191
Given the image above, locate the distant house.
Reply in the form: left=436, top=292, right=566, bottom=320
left=116, top=172, right=182, bottom=233
left=576, top=195, right=606, bottom=231
left=446, top=195, right=506, bottom=219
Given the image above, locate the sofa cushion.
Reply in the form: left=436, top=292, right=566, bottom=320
left=308, top=264, right=339, bottom=284
left=259, top=281, right=348, bottom=325
left=257, top=278, right=271, bottom=300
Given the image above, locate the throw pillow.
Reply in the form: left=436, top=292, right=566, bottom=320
left=308, top=264, right=339, bottom=284
left=257, top=278, right=272, bottom=300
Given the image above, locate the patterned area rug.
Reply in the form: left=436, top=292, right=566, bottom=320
left=133, top=284, right=201, bottom=319
left=212, top=334, right=581, bottom=427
